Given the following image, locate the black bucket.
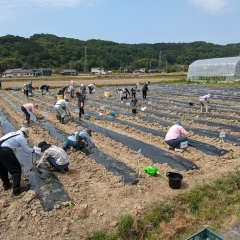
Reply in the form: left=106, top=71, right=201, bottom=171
left=166, top=172, right=183, bottom=189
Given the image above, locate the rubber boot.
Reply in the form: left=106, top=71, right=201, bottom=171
left=61, top=117, right=65, bottom=124
left=79, top=112, right=82, bottom=119
left=59, top=116, right=62, bottom=123
left=56, top=115, right=60, bottom=120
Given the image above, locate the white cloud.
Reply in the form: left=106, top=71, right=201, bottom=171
left=188, top=0, right=236, bottom=14
left=0, top=0, right=102, bottom=21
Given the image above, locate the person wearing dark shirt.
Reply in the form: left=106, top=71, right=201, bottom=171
left=142, top=81, right=150, bottom=99
left=39, top=84, right=50, bottom=95
left=76, top=92, right=85, bottom=119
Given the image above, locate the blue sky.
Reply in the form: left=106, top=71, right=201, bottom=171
left=1, top=0, right=240, bottom=45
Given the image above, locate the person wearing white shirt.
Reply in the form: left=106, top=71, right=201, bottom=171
left=0, top=127, right=34, bottom=196
left=199, top=93, right=211, bottom=113
left=88, top=83, right=96, bottom=94
left=54, top=98, right=71, bottom=124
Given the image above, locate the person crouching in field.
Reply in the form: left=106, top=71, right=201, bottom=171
left=36, top=141, right=69, bottom=172
left=165, top=121, right=188, bottom=152
left=62, top=128, right=98, bottom=152
left=21, top=103, right=39, bottom=124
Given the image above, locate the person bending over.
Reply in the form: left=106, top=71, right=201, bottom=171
left=62, top=128, right=98, bottom=151
left=21, top=103, right=39, bottom=124
left=54, top=98, right=71, bottom=124
left=0, top=127, right=34, bottom=196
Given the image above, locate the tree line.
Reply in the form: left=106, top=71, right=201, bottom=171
left=0, top=33, right=240, bottom=74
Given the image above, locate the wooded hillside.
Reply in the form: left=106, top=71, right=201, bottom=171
left=1, top=34, right=240, bottom=73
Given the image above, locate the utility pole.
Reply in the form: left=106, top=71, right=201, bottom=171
left=84, top=47, right=88, bottom=73
left=70, top=60, right=71, bottom=70
left=166, top=60, right=168, bottom=73
left=158, top=50, right=162, bottom=70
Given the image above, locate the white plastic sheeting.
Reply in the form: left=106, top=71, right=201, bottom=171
left=187, top=56, right=240, bottom=81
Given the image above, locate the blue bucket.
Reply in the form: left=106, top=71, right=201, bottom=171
left=109, top=111, right=115, bottom=118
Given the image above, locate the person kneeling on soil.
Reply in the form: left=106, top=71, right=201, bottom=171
left=54, top=98, right=71, bottom=124
left=0, top=127, right=34, bottom=196
left=36, top=141, right=69, bottom=172
left=62, top=128, right=98, bottom=152
left=21, top=103, right=39, bottom=124
left=164, top=121, right=188, bottom=152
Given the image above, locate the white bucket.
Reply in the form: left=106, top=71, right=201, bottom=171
left=22, top=121, right=28, bottom=128
left=83, top=114, right=89, bottom=120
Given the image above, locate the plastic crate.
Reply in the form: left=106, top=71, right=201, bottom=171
left=185, top=228, right=223, bottom=240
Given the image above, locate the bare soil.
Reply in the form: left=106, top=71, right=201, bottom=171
left=0, top=77, right=239, bottom=240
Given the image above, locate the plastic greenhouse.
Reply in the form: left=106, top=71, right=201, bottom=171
left=187, top=56, right=240, bottom=82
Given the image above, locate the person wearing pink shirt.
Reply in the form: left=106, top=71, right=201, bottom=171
left=165, top=121, right=188, bottom=152
left=21, top=103, right=39, bottom=124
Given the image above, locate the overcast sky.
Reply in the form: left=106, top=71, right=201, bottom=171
left=1, top=0, right=240, bottom=45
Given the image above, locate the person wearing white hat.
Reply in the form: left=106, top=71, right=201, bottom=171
left=199, top=93, right=211, bottom=113
left=0, top=127, right=35, bottom=196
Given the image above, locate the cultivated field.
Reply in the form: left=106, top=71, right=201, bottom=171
left=0, top=76, right=240, bottom=239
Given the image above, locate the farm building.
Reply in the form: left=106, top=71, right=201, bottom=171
left=187, top=56, right=240, bottom=81
left=33, top=68, right=52, bottom=76
left=60, top=69, right=77, bottom=76
left=2, top=68, right=34, bottom=78
left=91, top=68, right=105, bottom=74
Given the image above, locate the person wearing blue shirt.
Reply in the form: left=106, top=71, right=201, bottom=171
left=62, top=128, right=98, bottom=151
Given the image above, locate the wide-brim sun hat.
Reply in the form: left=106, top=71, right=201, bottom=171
left=38, top=141, right=52, bottom=152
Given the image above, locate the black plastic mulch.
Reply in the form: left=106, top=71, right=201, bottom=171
left=0, top=100, right=72, bottom=211
left=10, top=91, right=198, bottom=171
left=2, top=92, right=139, bottom=186
left=83, top=98, right=240, bottom=146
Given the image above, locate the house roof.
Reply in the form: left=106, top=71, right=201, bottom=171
left=4, top=69, right=33, bottom=74
left=61, top=69, right=76, bottom=73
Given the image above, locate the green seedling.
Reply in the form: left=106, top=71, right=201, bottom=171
left=30, top=165, right=38, bottom=171
left=44, top=178, right=53, bottom=187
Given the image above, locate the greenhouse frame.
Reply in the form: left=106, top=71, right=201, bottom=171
left=187, top=56, right=240, bottom=82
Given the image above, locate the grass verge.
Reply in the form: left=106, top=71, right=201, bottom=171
left=86, top=168, right=240, bottom=240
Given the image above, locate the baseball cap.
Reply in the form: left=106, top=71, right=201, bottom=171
left=175, top=121, right=182, bottom=126
left=20, top=127, right=29, bottom=137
